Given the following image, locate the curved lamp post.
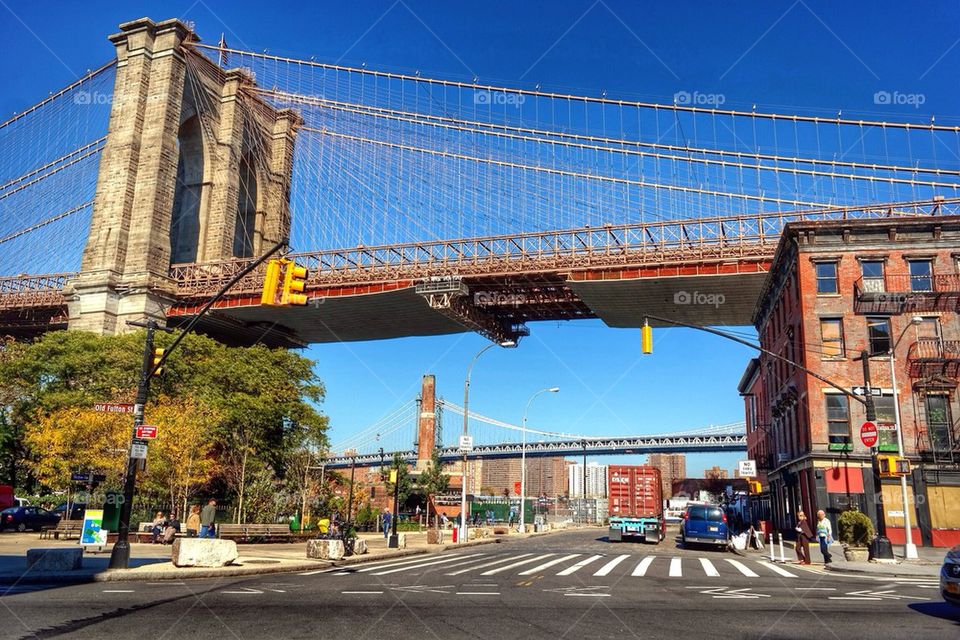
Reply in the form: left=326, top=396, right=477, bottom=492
left=519, top=387, right=559, bottom=533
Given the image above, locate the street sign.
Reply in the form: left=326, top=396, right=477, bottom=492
left=458, top=435, right=474, bottom=452
left=851, top=386, right=882, bottom=397
left=135, top=425, right=158, bottom=439
left=877, top=422, right=898, bottom=432
left=71, top=472, right=92, bottom=483
left=93, top=402, right=134, bottom=414
left=130, top=443, right=148, bottom=459
left=860, top=421, right=879, bottom=448
left=887, top=510, right=905, bottom=518
left=513, top=481, right=521, bottom=495
left=737, top=460, right=757, bottom=477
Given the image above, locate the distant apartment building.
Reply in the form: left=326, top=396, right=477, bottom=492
left=738, top=215, right=960, bottom=547
left=568, top=462, right=608, bottom=498
left=705, top=465, right=729, bottom=480
left=648, top=453, right=686, bottom=498
left=481, top=456, right=567, bottom=497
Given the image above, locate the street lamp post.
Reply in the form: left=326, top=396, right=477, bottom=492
left=519, top=387, right=559, bottom=533
left=890, top=316, right=923, bottom=560
left=460, top=340, right=514, bottom=543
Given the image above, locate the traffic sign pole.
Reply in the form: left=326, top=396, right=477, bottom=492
left=860, top=351, right=893, bottom=561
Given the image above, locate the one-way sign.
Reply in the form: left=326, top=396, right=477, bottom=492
left=852, top=386, right=882, bottom=397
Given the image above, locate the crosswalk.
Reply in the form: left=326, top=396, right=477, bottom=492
left=314, top=552, right=801, bottom=580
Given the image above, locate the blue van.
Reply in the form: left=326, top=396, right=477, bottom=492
left=680, top=504, right=729, bottom=548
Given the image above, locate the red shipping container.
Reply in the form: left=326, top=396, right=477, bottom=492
left=607, top=465, right=663, bottom=519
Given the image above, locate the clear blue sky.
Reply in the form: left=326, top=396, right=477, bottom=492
left=3, top=1, right=958, bottom=477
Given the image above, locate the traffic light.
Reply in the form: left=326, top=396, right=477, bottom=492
left=260, top=259, right=283, bottom=305
left=152, top=348, right=165, bottom=376
left=280, top=259, right=309, bottom=306
left=747, top=480, right=762, bottom=494
left=641, top=321, right=653, bottom=354
left=878, top=456, right=911, bottom=477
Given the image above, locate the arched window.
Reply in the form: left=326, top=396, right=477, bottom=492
left=170, top=116, right=204, bottom=263
left=233, top=154, right=257, bottom=258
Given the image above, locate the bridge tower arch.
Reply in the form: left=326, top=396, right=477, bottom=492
left=67, top=17, right=301, bottom=335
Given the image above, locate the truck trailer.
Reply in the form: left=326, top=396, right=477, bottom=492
left=607, top=465, right=664, bottom=543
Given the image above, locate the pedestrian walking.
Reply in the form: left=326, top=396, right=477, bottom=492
left=382, top=508, right=392, bottom=539
left=794, top=511, right=814, bottom=565
left=185, top=505, right=201, bottom=537
left=440, top=512, right=449, bottom=529
left=816, top=510, right=833, bottom=565
left=199, top=499, right=217, bottom=538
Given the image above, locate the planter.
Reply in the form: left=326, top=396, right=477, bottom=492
left=843, top=546, right=868, bottom=562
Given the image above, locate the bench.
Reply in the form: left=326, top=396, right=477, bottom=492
left=39, top=520, right=83, bottom=540
left=133, top=521, right=189, bottom=543
left=216, top=524, right=296, bottom=542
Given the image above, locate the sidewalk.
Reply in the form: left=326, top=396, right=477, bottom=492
left=735, top=536, right=944, bottom=578
left=0, top=524, right=569, bottom=585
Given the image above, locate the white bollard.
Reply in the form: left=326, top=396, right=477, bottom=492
left=769, top=533, right=775, bottom=562
left=778, top=533, right=786, bottom=563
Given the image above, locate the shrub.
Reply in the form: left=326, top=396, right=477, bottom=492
left=837, top=510, right=874, bottom=547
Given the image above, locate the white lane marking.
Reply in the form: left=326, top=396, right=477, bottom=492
left=795, top=587, right=836, bottom=591
left=557, top=555, right=603, bottom=576
left=594, top=554, right=629, bottom=577
left=759, top=561, right=797, bottom=578
left=299, top=569, right=328, bottom=576
left=354, top=555, right=466, bottom=573
left=457, top=592, right=500, bottom=595
left=371, top=554, right=483, bottom=576
left=102, top=590, right=135, bottom=593
left=342, top=591, right=383, bottom=594
left=669, top=557, right=682, bottom=577
left=565, top=593, right=611, bottom=597
left=221, top=588, right=263, bottom=595
left=481, top=554, right=555, bottom=576
left=519, top=554, right=581, bottom=576
left=699, top=558, right=720, bottom=577
left=724, top=558, right=759, bottom=578
left=442, top=554, right=504, bottom=570
left=447, top=553, right=533, bottom=576
left=829, top=596, right=883, bottom=601
left=632, top=556, right=656, bottom=576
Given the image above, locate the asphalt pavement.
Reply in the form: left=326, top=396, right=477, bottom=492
left=1, top=529, right=956, bottom=639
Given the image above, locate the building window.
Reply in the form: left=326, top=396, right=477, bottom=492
left=815, top=261, right=839, bottom=294
left=908, top=259, right=933, bottom=292
left=874, top=394, right=898, bottom=451
left=860, top=260, right=885, bottom=293
left=819, top=318, right=845, bottom=358
left=866, top=316, right=892, bottom=355
left=826, top=394, right=851, bottom=448
left=924, top=396, right=953, bottom=452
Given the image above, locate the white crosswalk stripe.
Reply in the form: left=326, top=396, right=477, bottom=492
left=519, top=554, right=581, bottom=576
left=699, top=558, right=720, bottom=577
left=556, top=554, right=603, bottom=576
left=759, top=561, right=798, bottom=578
left=446, top=553, right=532, bottom=576
left=669, top=557, right=683, bottom=577
left=370, top=554, right=483, bottom=576
left=481, top=554, right=555, bottom=576
left=593, top=554, right=629, bottom=576
left=632, top=556, right=656, bottom=576
left=724, top=558, right=759, bottom=577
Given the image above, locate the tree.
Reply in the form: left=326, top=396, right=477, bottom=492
left=384, top=452, right=414, bottom=512
left=417, top=448, right=450, bottom=526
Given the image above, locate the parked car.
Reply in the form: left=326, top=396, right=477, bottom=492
left=680, top=504, right=729, bottom=549
left=1, top=506, right=61, bottom=532
left=50, top=502, right=87, bottom=520
left=942, top=545, right=960, bottom=608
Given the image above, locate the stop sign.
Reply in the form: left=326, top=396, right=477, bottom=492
left=860, top=421, right=878, bottom=447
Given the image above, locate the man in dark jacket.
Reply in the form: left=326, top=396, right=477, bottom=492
left=200, top=499, right=217, bottom=538
left=794, top=511, right=814, bottom=565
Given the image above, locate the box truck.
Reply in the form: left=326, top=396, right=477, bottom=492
left=606, top=465, right=664, bottom=543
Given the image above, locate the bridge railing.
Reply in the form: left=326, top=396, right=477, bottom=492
left=0, top=273, right=76, bottom=310
left=170, top=198, right=960, bottom=296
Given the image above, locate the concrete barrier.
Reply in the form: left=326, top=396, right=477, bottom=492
left=171, top=539, right=239, bottom=568
left=306, top=539, right=345, bottom=560
left=352, top=538, right=368, bottom=554
left=26, top=548, right=83, bottom=572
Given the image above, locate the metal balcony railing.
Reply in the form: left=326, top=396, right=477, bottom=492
left=854, top=273, right=960, bottom=314
left=907, top=338, right=960, bottom=378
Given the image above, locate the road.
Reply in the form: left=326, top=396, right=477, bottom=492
left=1, top=529, right=955, bottom=639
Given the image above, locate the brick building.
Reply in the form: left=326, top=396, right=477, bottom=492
left=480, top=456, right=567, bottom=497
left=740, top=215, right=960, bottom=547
left=704, top=465, right=729, bottom=480
left=648, top=453, right=686, bottom=498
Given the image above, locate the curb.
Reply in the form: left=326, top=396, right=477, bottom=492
left=823, top=563, right=940, bottom=579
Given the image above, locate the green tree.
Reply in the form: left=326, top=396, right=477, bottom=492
left=417, top=448, right=450, bottom=526
left=384, top=452, right=414, bottom=511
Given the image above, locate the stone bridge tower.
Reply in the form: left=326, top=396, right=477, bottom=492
left=68, top=17, right=301, bottom=334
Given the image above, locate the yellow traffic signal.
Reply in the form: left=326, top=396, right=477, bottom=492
left=152, top=348, right=165, bottom=376
left=280, top=259, right=309, bottom=306
left=641, top=321, right=653, bottom=354
left=748, top=480, right=762, bottom=494
left=878, top=456, right=911, bottom=477
left=260, top=259, right=283, bottom=306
